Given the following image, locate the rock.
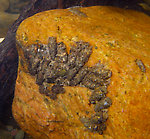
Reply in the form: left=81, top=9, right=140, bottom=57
left=13, top=6, right=150, bottom=139
left=6, top=125, right=13, bottom=131
left=0, top=129, right=13, bottom=139
left=15, top=130, right=24, bottom=139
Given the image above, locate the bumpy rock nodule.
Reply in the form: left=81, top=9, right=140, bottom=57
left=21, top=37, right=112, bottom=134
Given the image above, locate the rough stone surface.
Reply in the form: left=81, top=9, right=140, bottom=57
left=13, top=6, right=150, bottom=139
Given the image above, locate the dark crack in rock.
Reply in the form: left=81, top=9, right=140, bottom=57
left=22, top=37, right=112, bottom=134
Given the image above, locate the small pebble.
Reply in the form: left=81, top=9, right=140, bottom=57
left=15, top=130, right=24, bottom=139
left=6, top=125, right=13, bottom=131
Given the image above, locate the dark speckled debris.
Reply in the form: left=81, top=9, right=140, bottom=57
left=80, top=116, right=106, bottom=134
left=135, top=59, right=146, bottom=73
left=22, top=37, right=112, bottom=134
left=90, top=111, right=103, bottom=124
left=94, top=97, right=112, bottom=112
left=46, top=84, right=66, bottom=100
left=39, top=82, right=50, bottom=95
left=70, top=66, right=89, bottom=86
left=55, top=42, right=68, bottom=63
left=89, top=91, right=105, bottom=104
left=48, top=37, right=57, bottom=60
left=51, top=84, right=65, bottom=94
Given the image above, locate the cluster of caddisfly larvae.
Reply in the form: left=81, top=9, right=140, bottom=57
left=22, top=37, right=112, bottom=134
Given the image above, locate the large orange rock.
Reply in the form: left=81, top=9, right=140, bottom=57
left=13, top=6, right=150, bottom=139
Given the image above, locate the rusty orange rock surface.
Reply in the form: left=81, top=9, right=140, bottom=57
left=13, top=6, right=150, bottom=139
